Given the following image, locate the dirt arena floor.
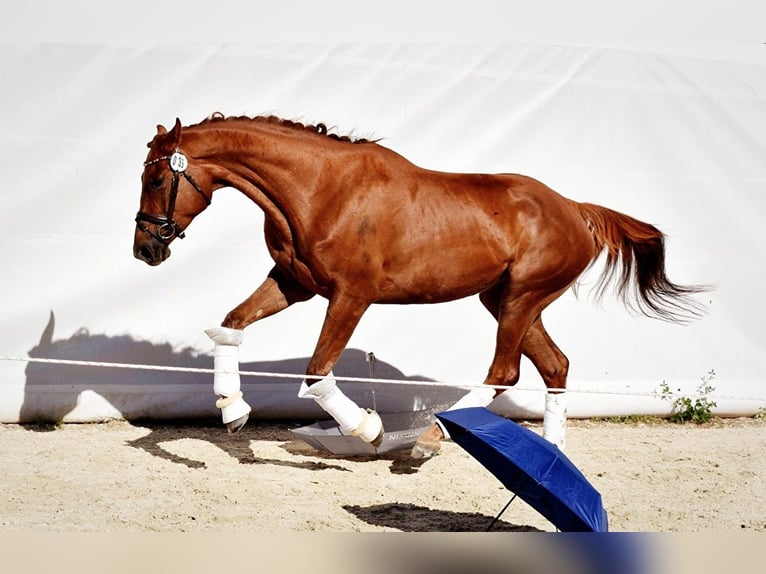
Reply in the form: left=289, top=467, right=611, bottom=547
left=1, top=417, right=764, bottom=532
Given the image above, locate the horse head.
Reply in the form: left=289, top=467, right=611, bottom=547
left=133, top=118, right=212, bottom=266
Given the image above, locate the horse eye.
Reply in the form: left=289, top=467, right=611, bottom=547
left=149, top=178, right=163, bottom=190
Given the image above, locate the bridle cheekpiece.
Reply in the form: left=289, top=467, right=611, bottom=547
left=135, top=150, right=211, bottom=243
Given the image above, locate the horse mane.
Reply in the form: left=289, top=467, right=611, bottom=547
left=195, top=112, right=376, bottom=144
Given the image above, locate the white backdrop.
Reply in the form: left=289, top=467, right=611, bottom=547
left=1, top=43, right=765, bottom=422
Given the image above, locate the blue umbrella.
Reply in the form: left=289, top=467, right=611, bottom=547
left=436, top=407, right=608, bottom=532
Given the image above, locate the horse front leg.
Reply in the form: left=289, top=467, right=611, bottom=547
left=221, top=266, right=316, bottom=330
left=207, top=267, right=315, bottom=433
left=297, top=292, right=384, bottom=446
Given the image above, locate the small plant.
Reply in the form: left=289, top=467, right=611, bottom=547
left=658, top=369, right=718, bottom=424
left=595, top=415, right=664, bottom=425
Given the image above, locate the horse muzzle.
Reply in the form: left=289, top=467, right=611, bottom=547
left=133, top=211, right=184, bottom=265
left=133, top=236, right=171, bottom=266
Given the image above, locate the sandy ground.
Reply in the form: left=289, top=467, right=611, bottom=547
left=1, top=417, right=764, bottom=533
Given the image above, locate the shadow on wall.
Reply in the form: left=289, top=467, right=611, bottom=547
left=20, top=312, right=458, bottom=424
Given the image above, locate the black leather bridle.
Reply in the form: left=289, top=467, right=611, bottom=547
left=135, top=150, right=211, bottom=243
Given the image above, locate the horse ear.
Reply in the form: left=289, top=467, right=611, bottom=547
left=149, top=119, right=182, bottom=150
left=147, top=124, right=167, bottom=148
left=169, top=118, right=182, bottom=145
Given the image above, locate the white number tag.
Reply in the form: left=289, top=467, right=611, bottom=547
left=169, top=152, right=188, bottom=172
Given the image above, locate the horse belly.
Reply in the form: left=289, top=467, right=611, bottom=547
left=373, top=243, right=508, bottom=304
left=357, top=190, right=516, bottom=303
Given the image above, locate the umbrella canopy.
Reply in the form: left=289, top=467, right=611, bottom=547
left=291, top=410, right=438, bottom=456
left=436, top=407, right=608, bottom=532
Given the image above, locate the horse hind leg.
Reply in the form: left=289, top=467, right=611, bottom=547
left=411, top=379, right=498, bottom=459
left=411, top=280, right=573, bottom=458
left=485, top=280, right=573, bottom=448
left=521, top=317, right=570, bottom=448
left=411, top=281, right=529, bottom=459
left=483, top=285, right=573, bottom=448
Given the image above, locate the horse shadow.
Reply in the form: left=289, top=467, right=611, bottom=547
left=21, top=311, right=444, bottom=473
left=22, top=311, right=438, bottom=422
left=124, top=421, right=356, bottom=472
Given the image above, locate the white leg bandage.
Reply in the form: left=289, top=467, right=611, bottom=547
left=543, top=391, right=567, bottom=449
left=298, top=372, right=383, bottom=444
left=436, top=386, right=497, bottom=439
left=205, top=327, right=251, bottom=425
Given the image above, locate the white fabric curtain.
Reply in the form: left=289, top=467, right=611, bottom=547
left=1, top=44, right=764, bottom=422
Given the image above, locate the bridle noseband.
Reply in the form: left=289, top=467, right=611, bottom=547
left=135, top=150, right=211, bottom=243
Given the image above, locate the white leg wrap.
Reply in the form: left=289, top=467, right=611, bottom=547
left=543, top=391, right=567, bottom=449
left=211, top=344, right=241, bottom=398
left=205, top=327, right=251, bottom=425
left=298, top=372, right=383, bottom=444
left=435, top=386, right=496, bottom=439
left=205, top=326, right=244, bottom=346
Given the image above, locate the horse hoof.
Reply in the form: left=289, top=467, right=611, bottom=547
left=410, top=439, right=441, bottom=459
left=370, top=429, right=384, bottom=449
left=411, top=423, right=444, bottom=459
left=226, top=413, right=249, bottom=434
left=352, top=409, right=384, bottom=446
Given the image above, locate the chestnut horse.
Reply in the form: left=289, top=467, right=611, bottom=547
left=133, top=114, right=706, bottom=456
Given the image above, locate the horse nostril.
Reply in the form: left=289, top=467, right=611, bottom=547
left=135, top=244, right=154, bottom=264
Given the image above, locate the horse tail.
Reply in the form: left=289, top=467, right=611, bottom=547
left=575, top=202, right=709, bottom=323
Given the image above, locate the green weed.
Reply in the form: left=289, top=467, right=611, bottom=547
left=658, top=369, right=717, bottom=424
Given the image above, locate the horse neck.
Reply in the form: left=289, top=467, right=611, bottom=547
left=189, top=124, right=332, bottom=240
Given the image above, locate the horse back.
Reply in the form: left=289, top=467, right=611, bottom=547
left=298, top=148, right=596, bottom=302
